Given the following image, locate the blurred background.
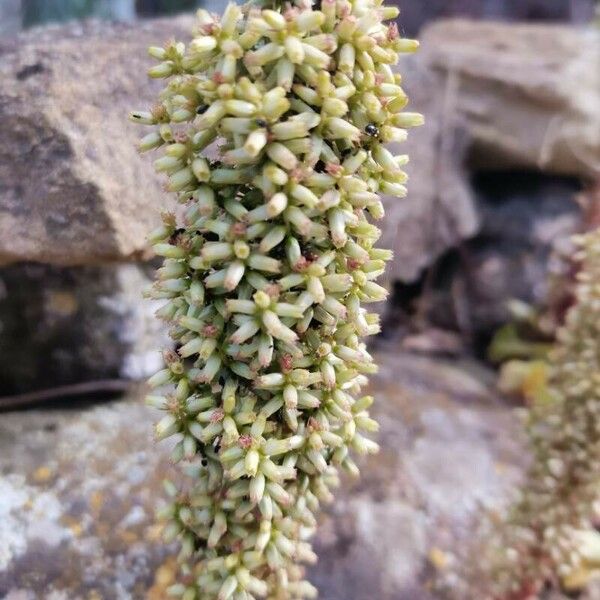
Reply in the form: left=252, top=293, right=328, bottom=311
left=0, top=1, right=599, bottom=599
left=0, top=0, right=597, bottom=33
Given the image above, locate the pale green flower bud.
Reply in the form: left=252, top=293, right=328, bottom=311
left=244, top=128, right=268, bottom=156
left=197, top=101, right=227, bottom=130
left=153, top=243, right=186, bottom=259
left=395, top=38, right=420, bottom=53
left=380, top=181, right=408, bottom=197
left=221, top=2, right=241, bottom=35
left=295, top=10, right=325, bottom=33
left=192, top=157, right=210, bottom=182
left=246, top=42, right=285, bottom=67
left=202, top=242, right=234, bottom=262
left=264, top=143, right=296, bottom=170
left=153, top=155, right=183, bottom=174
left=148, top=46, right=166, bottom=60
left=392, top=112, right=425, bottom=128
left=148, top=61, right=174, bottom=78
left=156, top=414, right=179, bottom=440
left=284, top=36, right=305, bottom=64
left=190, top=36, right=217, bottom=53
left=322, top=97, right=349, bottom=117
left=338, top=43, right=356, bottom=74
left=246, top=254, right=281, bottom=273
left=138, top=131, right=164, bottom=152
left=230, top=320, right=260, bottom=345
left=225, top=99, right=257, bottom=118
left=221, top=117, right=253, bottom=134
left=292, top=84, right=321, bottom=107
left=380, top=125, right=408, bottom=143
left=325, top=117, right=361, bottom=140
left=387, top=93, right=409, bottom=112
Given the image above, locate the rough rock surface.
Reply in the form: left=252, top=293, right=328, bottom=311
left=0, top=262, right=170, bottom=396
left=465, top=173, right=581, bottom=337
left=0, top=17, right=191, bottom=266
left=426, top=20, right=600, bottom=179
left=381, top=19, right=600, bottom=283
left=0, top=351, right=526, bottom=599
left=0, top=1, right=21, bottom=37
left=396, top=172, right=582, bottom=341
left=397, top=0, right=596, bottom=36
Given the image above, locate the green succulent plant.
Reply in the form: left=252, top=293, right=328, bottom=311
left=131, top=1, right=421, bottom=597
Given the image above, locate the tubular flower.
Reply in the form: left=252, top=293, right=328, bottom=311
left=132, top=1, right=421, bottom=597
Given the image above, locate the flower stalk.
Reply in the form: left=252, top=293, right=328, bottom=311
left=459, top=230, right=600, bottom=599
left=131, top=0, right=420, bottom=597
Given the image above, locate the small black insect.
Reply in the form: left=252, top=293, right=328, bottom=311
left=271, top=243, right=287, bottom=260
left=255, top=118, right=268, bottom=128
left=365, top=124, right=379, bottom=137
left=204, top=231, right=219, bottom=242
left=314, top=160, right=326, bottom=173
left=196, top=104, right=209, bottom=114
left=169, top=227, right=186, bottom=244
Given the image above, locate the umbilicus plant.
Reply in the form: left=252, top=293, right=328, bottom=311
left=458, top=229, right=600, bottom=599
left=131, top=1, right=421, bottom=597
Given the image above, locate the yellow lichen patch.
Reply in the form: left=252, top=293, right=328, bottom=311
left=32, top=465, right=53, bottom=483
left=46, top=290, right=79, bottom=316
left=119, top=529, right=139, bottom=544
left=562, top=565, right=600, bottom=592
left=520, top=360, right=550, bottom=404
left=94, top=522, right=111, bottom=540
left=147, top=559, right=178, bottom=600
left=494, top=461, right=508, bottom=475
left=497, top=359, right=553, bottom=405
left=146, top=522, right=165, bottom=543
left=89, top=490, right=104, bottom=513
left=62, top=515, right=85, bottom=538
left=428, top=547, right=449, bottom=570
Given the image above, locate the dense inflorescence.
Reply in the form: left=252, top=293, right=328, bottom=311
left=461, top=230, right=600, bottom=599
left=131, top=1, right=421, bottom=598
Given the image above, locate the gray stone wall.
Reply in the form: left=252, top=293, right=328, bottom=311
left=0, top=0, right=21, bottom=36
